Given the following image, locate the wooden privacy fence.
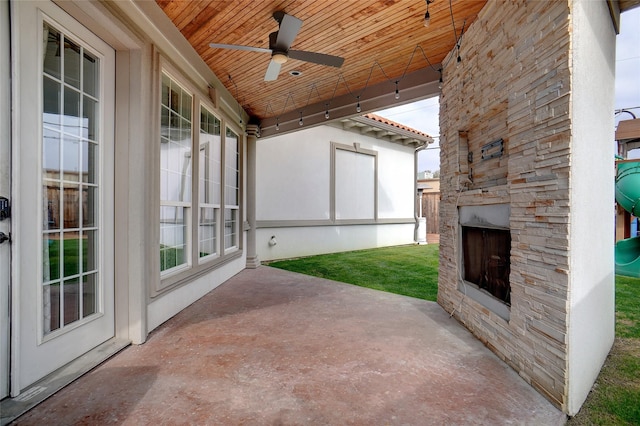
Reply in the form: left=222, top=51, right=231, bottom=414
left=421, top=192, right=440, bottom=243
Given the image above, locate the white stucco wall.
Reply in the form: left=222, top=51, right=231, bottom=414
left=567, top=0, right=616, bottom=415
left=256, top=125, right=416, bottom=261
left=257, top=129, right=331, bottom=221
left=257, top=224, right=415, bottom=261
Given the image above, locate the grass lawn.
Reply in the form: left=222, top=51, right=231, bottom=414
left=267, top=244, right=439, bottom=301
left=568, top=274, right=640, bottom=425
left=267, top=244, right=640, bottom=424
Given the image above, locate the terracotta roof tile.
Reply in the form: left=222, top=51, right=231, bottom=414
left=363, top=113, right=432, bottom=139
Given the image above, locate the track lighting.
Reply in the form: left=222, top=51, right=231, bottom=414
left=356, top=96, right=361, bottom=113
left=424, top=0, right=433, bottom=27
left=395, top=81, right=400, bottom=100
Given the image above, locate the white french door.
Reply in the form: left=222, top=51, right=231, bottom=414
left=12, top=2, right=115, bottom=394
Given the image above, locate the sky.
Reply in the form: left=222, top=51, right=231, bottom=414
left=376, top=7, right=640, bottom=172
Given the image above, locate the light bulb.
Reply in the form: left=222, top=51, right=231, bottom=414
left=395, top=81, right=400, bottom=100
left=423, top=11, right=430, bottom=27
left=325, top=104, right=330, bottom=119
left=275, top=118, right=280, bottom=131
left=356, top=97, right=361, bottom=113
left=299, top=112, right=304, bottom=126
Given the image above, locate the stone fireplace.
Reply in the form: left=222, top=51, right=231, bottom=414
left=437, top=0, right=616, bottom=416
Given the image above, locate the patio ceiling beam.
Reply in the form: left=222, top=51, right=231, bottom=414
left=258, top=65, right=441, bottom=139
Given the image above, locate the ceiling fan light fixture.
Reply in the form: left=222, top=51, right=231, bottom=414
left=272, top=52, right=288, bottom=64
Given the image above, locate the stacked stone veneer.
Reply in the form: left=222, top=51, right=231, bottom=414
left=438, top=0, right=575, bottom=411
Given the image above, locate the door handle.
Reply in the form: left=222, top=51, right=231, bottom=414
left=0, top=232, right=10, bottom=244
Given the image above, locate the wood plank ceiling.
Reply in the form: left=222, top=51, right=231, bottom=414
left=156, top=0, right=487, bottom=126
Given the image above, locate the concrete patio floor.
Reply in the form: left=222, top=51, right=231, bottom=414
left=10, top=266, right=566, bottom=425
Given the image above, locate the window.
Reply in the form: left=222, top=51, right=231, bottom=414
left=332, top=143, right=377, bottom=221
left=199, top=106, right=221, bottom=260
left=41, top=23, right=101, bottom=333
left=160, top=73, right=192, bottom=273
left=159, top=70, right=242, bottom=284
left=224, top=128, right=239, bottom=250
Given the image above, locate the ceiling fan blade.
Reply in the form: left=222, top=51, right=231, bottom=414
left=264, top=60, right=282, bottom=81
left=288, top=50, right=345, bottom=68
left=209, top=43, right=272, bottom=54
left=274, top=13, right=303, bottom=50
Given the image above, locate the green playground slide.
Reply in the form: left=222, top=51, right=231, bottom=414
left=615, top=160, right=640, bottom=277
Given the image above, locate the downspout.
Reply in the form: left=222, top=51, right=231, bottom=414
left=414, top=141, right=429, bottom=243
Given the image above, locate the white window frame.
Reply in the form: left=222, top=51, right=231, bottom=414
left=198, top=103, right=222, bottom=263
left=159, top=70, right=193, bottom=276
left=224, top=126, right=240, bottom=253
left=156, top=60, right=243, bottom=295
left=330, top=142, right=378, bottom=223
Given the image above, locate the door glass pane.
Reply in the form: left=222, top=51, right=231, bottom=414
left=43, top=284, right=61, bottom=333
left=43, top=128, right=61, bottom=179
left=63, top=86, right=81, bottom=137
left=84, top=230, right=98, bottom=272
left=63, top=137, right=81, bottom=181
left=42, top=23, right=101, bottom=334
left=43, top=76, right=61, bottom=123
left=83, top=273, right=97, bottom=317
left=62, top=231, right=81, bottom=277
left=83, top=52, right=98, bottom=97
left=63, top=37, right=81, bottom=89
left=62, top=183, right=80, bottom=228
left=82, top=186, right=97, bottom=227
left=81, top=141, right=98, bottom=184
left=43, top=25, right=61, bottom=79
left=43, top=183, right=60, bottom=231
left=83, top=96, right=97, bottom=141
left=42, top=234, right=60, bottom=282
left=63, top=278, right=80, bottom=326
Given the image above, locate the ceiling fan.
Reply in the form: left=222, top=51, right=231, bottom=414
left=209, top=11, right=345, bottom=81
